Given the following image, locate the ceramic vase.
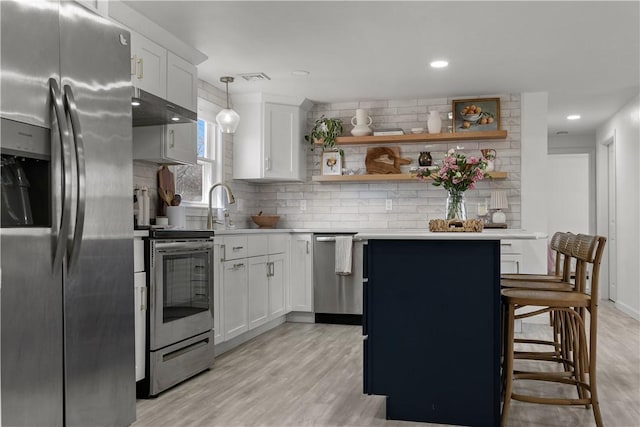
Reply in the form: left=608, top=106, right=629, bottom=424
left=427, top=111, right=442, bottom=134
left=350, top=109, right=373, bottom=136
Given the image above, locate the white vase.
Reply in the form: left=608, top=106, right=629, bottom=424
left=427, top=111, right=442, bottom=134
left=351, top=108, right=373, bottom=136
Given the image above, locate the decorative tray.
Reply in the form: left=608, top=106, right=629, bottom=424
left=428, top=219, right=484, bottom=232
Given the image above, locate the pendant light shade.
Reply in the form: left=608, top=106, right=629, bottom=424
left=215, top=76, right=240, bottom=133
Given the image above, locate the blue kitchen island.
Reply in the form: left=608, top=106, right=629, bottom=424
left=358, top=230, right=545, bottom=427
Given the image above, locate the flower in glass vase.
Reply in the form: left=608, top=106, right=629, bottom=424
left=416, top=149, right=490, bottom=220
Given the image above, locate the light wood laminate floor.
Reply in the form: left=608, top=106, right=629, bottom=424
left=134, top=302, right=640, bottom=427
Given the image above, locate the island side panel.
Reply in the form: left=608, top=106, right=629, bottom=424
left=364, top=239, right=500, bottom=427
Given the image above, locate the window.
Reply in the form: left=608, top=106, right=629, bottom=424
left=174, top=99, right=223, bottom=206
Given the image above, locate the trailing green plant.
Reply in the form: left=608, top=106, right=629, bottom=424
left=304, top=115, right=344, bottom=156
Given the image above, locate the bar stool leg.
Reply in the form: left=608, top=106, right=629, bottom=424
left=501, top=303, right=515, bottom=426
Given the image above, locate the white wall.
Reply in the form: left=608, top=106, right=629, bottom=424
left=520, top=92, right=549, bottom=273
left=596, top=94, right=640, bottom=319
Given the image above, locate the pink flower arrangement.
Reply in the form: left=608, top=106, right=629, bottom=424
left=416, top=148, right=489, bottom=192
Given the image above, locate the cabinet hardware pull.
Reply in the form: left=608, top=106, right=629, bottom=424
left=140, top=286, right=146, bottom=311
left=233, top=263, right=244, bottom=269
left=137, top=58, right=143, bottom=79
left=306, top=241, right=309, bottom=254
left=169, top=129, right=175, bottom=148
left=131, top=55, right=137, bottom=76
left=232, top=246, right=244, bottom=251
left=516, top=261, right=520, bottom=274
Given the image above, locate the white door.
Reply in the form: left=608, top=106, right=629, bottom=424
left=130, top=31, right=166, bottom=98
left=547, top=154, right=590, bottom=235
left=247, top=256, right=269, bottom=329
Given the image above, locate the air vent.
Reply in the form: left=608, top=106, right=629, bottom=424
left=239, top=72, right=271, bottom=82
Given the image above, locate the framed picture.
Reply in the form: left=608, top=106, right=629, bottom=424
left=322, top=151, right=342, bottom=175
left=452, top=98, right=500, bottom=133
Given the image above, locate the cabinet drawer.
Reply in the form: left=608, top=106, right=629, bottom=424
left=134, top=238, right=145, bottom=272
left=223, top=236, right=248, bottom=260
left=248, top=235, right=268, bottom=257
left=500, top=240, right=522, bottom=254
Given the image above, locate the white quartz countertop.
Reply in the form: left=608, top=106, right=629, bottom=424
left=355, top=229, right=546, bottom=240
left=134, top=228, right=546, bottom=239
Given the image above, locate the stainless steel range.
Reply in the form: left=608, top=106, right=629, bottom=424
left=139, top=229, right=216, bottom=397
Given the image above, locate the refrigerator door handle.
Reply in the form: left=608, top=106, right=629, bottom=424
left=50, top=78, right=72, bottom=275
left=63, top=85, right=86, bottom=275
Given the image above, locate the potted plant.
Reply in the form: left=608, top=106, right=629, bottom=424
left=304, top=115, right=344, bottom=156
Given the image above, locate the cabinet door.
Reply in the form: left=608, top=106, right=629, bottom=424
left=501, top=254, right=523, bottom=274
left=167, top=51, right=197, bottom=111
left=213, top=244, right=223, bottom=344
left=264, top=103, right=299, bottom=180
left=130, top=31, right=166, bottom=98
left=134, top=272, right=146, bottom=382
left=247, top=256, right=269, bottom=329
left=268, top=253, right=287, bottom=319
left=222, top=260, right=248, bottom=340
left=290, top=234, right=313, bottom=312
left=164, top=122, right=197, bottom=165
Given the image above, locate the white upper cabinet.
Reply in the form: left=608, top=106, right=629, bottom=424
left=130, top=31, right=197, bottom=112
left=130, top=31, right=167, bottom=99
left=233, top=94, right=309, bottom=182
left=167, top=52, right=197, bottom=112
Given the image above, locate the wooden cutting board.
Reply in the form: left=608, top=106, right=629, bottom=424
left=157, top=166, right=175, bottom=213
left=365, top=147, right=412, bottom=174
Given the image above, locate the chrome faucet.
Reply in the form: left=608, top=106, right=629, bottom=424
left=207, top=182, right=236, bottom=229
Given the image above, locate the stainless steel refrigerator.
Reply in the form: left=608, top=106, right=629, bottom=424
left=1, top=1, right=135, bottom=426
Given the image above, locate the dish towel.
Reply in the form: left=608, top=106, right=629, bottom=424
left=335, top=235, right=353, bottom=275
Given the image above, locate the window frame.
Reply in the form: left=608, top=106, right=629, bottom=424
left=173, top=98, right=224, bottom=208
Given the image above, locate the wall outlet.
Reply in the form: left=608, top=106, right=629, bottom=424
left=300, top=200, right=307, bottom=211
left=385, top=199, right=392, bottom=210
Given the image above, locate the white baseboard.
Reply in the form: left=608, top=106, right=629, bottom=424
left=615, top=300, right=640, bottom=321
left=286, top=311, right=315, bottom=323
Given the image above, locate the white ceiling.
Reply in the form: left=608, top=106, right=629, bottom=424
left=125, top=1, right=639, bottom=136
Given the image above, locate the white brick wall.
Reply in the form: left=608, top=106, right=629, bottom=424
left=260, top=93, right=522, bottom=230
left=134, top=91, right=522, bottom=230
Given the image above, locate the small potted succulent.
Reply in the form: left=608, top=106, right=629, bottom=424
left=304, top=115, right=344, bottom=156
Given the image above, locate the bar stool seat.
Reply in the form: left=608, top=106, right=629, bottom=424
left=501, top=280, right=573, bottom=291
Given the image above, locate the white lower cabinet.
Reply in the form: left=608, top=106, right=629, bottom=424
left=500, top=240, right=523, bottom=274
left=248, top=255, right=270, bottom=329
left=134, top=271, right=146, bottom=382
left=268, top=252, right=286, bottom=319
left=133, top=236, right=146, bottom=382
left=221, top=259, right=248, bottom=340
left=289, top=234, right=313, bottom=312
left=217, top=233, right=290, bottom=345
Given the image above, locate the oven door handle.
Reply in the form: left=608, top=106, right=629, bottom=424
left=154, top=241, right=214, bottom=251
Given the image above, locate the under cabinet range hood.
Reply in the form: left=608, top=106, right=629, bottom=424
left=132, top=87, right=197, bottom=127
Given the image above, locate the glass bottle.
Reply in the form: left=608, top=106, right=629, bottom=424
left=418, top=152, right=432, bottom=167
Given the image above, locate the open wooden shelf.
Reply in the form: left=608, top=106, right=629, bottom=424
left=312, top=171, right=508, bottom=183
left=317, top=130, right=508, bottom=146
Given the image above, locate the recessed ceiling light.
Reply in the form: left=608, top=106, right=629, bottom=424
left=131, top=99, right=141, bottom=107
left=567, top=114, right=581, bottom=120
left=292, top=70, right=310, bottom=76
left=171, top=117, right=180, bottom=121
left=430, top=60, right=449, bottom=68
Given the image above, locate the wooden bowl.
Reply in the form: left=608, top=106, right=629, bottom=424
left=251, top=215, right=280, bottom=229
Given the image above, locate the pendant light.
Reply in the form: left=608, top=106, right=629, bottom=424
left=215, top=76, right=240, bottom=134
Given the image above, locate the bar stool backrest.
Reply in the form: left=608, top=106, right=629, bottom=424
left=571, top=234, right=607, bottom=297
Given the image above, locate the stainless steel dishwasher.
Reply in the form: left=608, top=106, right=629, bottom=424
left=313, top=233, right=364, bottom=325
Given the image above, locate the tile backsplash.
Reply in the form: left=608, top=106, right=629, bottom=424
left=133, top=87, right=521, bottom=230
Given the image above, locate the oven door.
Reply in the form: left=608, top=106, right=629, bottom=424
left=150, top=240, right=214, bottom=350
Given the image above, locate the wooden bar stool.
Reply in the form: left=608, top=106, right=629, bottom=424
left=500, top=234, right=606, bottom=427
left=501, top=232, right=573, bottom=287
